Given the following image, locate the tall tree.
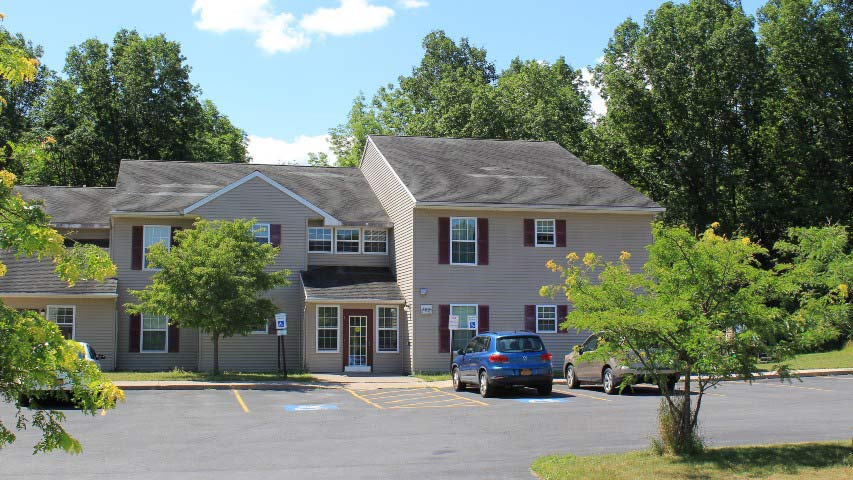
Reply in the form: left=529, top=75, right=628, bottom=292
left=329, top=31, right=592, bottom=166
left=37, top=30, right=248, bottom=186
left=757, top=0, right=852, bottom=232
left=591, top=0, right=766, bottom=238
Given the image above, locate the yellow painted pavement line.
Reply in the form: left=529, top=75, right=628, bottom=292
left=345, top=388, right=385, bottom=409
left=390, top=403, right=484, bottom=409
left=570, top=390, right=613, bottom=402
left=361, top=390, right=435, bottom=400
left=431, top=387, right=489, bottom=406
left=731, top=382, right=833, bottom=393
left=384, top=394, right=449, bottom=404
left=387, top=397, right=468, bottom=407
left=231, top=389, right=250, bottom=413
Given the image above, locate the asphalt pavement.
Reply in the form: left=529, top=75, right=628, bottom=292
left=2, top=375, right=852, bottom=479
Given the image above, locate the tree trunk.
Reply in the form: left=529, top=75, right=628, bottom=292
left=657, top=365, right=702, bottom=455
left=212, top=332, right=220, bottom=376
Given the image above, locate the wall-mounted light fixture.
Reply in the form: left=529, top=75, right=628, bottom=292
left=419, top=288, right=428, bottom=296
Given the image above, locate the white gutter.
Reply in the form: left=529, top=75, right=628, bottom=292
left=304, top=297, right=406, bottom=305
left=415, top=201, right=666, bottom=214
left=0, top=293, right=119, bottom=299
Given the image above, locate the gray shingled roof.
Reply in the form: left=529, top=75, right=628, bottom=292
left=0, top=253, right=118, bottom=295
left=15, top=186, right=115, bottom=227
left=113, top=161, right=391, bottom=226
left=368, top=135, right=662, bottom=210
left=301, top=267, right=403, bottom=302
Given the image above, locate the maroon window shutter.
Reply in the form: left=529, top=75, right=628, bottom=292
left=268, top=317, right=276, bottom=334
left=168, top=322, right=180, bottom=352
left=131, top=226, right=143, bottom=270
left=438, top=304, right=450, bottom=352
left=477, top=305, right=490, bottom=333
left=477, top=218, right=488, bottom=265
left=270, top=224, right=282, bottom=247
left=438, top=217, right=450, bottom=264
left=523, top=219, right=535, bottom=247
left=129, top=314, right=141, bottom=352
left=524, top=305, right=536, bottom=332
left=556, top=220, right=567, bottom=247
left=557, top=305, right=569, bottom=334
left=170, top=226, right=183, bottom=248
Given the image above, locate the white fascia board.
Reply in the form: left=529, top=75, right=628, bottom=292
left=304, top=297, right=406, bottom=305
left=0, top=293, right=118, bottom=299
left=364, top=136, right=417, bottom=204
left=415, top=201, right=666, bottom=214
left=182, top=170, right=342, bottom=226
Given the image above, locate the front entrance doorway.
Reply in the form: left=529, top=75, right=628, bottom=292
left=343, top=309, right=373, bottom=373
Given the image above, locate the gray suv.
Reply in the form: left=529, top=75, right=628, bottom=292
left=563, top=333, right=679, bottom=395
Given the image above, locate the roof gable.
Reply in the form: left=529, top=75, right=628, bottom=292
left=367, top=135, right=662, bottom=211
left=184, top=171, right=341, bottom=225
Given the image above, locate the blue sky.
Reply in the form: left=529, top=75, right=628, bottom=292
left=5, top=0, right=765, bottom=164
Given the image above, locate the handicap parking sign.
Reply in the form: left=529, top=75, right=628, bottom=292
left=284, top=404, right=339, bottom=412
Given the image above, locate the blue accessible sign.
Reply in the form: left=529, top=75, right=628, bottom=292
left=513, top=398, right=568, bottom=404
left=284, top=404, right=339, bottom=412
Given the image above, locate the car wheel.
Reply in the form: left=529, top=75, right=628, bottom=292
left=565, top=364, right=579, bottom=389
left=602, top=367, right=618, bottom=395
left=664, top=376, right=678, bottom=394
left=478, top=370, right=494, bottom=398
left=17, top=394, right=30, bottom=408
left=452, top=367, right=466, bottom=392
left=536, top=383, right=552, bottom=396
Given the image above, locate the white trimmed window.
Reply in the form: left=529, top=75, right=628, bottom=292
left=251, top=223, right=271, bottom=244
left=251, top=319, right=269, bottom=334
left=536, top=305, right=558, bottom=333
left=141, top=314, right=168, bottom=352
left=535, top=219, right=556, bottom=247
left=308, top=227, right=332, bottom=252
left=316, top=306, right=339, bottom=352
left=143, top=225, right=171, bottom=269
left=363, top=229, right=388, bottom=254
left=335, top=228, right=360, bottom=253
left=450, top=304, right=478, bottom=353
left=450, top=217, right=477, bottom=265
left=377, top=306, right=399, bottom=352
left=46, top=305, right=75, bottom=339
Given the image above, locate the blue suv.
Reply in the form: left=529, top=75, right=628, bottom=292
left=451, top=331, right=553, bottom=397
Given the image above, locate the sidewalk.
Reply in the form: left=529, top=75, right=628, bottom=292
left=112, top=368, right=852, bottom=391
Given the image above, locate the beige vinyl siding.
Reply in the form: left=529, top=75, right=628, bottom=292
left=57, top=227, right=110, bottom=241
left=411, top=208, right=656, bottom=372
left=192, top=175, right=318, bottom=372
left=113, top=216, right=199, bottom=371
left=3, top=297, right=118, bottom=371
left=307, top=252, right=390, bottom=268
left=360, top=140, right=415, bottom=372
left=304, top=302, right=405, bottom=373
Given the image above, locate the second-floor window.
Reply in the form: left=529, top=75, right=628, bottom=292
left=143, top=225, right=171, bottom=270
left=308, top=227, right=333, bottom=252
left=336, top=228, right=360, bottom=253
left=251, top=223, right=271, bottom=244
left=536, top=305, right=557, bottom=333
left=451, top=217, right=477, bottom=265
left=46, top=305, right=75, bottom=339
left=363, top=229, right=388, bottom=254
left=536, top=219, right=556, bottom=247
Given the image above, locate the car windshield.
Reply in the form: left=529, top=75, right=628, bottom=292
left=496, top=336, right=544, bottom=353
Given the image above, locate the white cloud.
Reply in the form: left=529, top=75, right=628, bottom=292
left=193, top=0, right=398, bottom=53
left=399, top=0, right=429, bottom=9
left=248, top=134, right=337, bottom=165
left=582, top=62, right=607, bottom=119
left=300, top=0, right=395, bottom=36
left=192, top=0, right=309, bottom=53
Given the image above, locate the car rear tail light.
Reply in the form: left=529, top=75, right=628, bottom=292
left=488, top=353, right=509, bottom=363
left=540, top=353, right=553, bottom=361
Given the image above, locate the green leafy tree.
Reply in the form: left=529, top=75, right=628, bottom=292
left=542, top=222, right=788, bottom=455
left=329, top=31, right=592, bottom=165
left=757, top=0, right=852, bottom=232
left=126, top=219, right=291, bottom=375
left=591, top=0, right=767, bottom=239
left=306, top=151, right=330, bottom=167
left=774, top=225, right=852, bottom=349
left=37, top=29, right=248, bottom=186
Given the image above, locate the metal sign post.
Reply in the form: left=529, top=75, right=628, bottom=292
left=275, top=313, right=287, bottom=378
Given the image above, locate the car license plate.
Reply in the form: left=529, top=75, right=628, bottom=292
left=520, top=369, right=532, bottom=376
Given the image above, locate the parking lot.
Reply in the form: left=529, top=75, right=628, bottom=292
left=2, top=375, right=852, bottom=479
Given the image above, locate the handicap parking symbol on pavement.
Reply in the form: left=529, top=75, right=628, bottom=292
left=513, top=398, right=568, bottom=404
left=284, top=404, right=339, bottom=412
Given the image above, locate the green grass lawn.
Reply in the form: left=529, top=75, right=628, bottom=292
left=532, top=441, right=853, bottom=480
left=411, top=371, right=452, bottom=382
left=760, top=342, right=853, bottom=371
left=104, top=369, right=316, bottom=382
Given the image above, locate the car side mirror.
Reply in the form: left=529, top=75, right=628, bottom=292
left=453, top=349, right=464, bottom=357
